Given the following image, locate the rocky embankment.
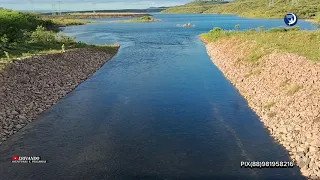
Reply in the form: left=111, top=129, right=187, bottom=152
left=0, top=48, right=118, bottom=144
left=205, top=39, right=320, bottom=179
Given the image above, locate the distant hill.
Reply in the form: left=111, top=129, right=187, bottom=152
left=204, top=0, right=320, bottom=19
left=161, top=1, right=228, bottom=14
left=161, top=0, right=320, bottom=20
left=41, top=7, right=168, bottom=15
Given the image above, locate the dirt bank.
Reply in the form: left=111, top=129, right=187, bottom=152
left=0, top=48, right=118, bottom=144
left=204, top=38, right=320, bottom=179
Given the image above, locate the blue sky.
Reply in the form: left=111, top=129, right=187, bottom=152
left=0, top=0, right=193, bottom=11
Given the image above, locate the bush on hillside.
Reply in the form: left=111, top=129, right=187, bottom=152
left=29, top=25, right=76, bottom=45
left=0, top=9, right=54, bottom=47
left=0, top=9, right=81, bottom=59
left=30, top=26, right=56, bottom=43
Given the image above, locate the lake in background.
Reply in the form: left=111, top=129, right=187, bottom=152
left=0, top=14, right=316, bottom=180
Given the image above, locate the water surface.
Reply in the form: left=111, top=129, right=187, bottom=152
left=0, top=14, right=315, bottom=180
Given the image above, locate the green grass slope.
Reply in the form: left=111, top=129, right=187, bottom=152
left=161, top=1, right=226, bottom=14
left=200, top=27, right=320, bottom=61
left=314, top=13, right=320, bottom=23
left=204, top=0, right=320, bottom=19
left=162, top=0, right=320, bottom=21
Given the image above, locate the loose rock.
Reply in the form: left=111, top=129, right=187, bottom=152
left=15, top=124, right=22, bottom=129
left=205, top=39, right=320, bottom=179
left=0, top=48, right=118, bottom=144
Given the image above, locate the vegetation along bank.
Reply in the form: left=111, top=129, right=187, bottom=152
left=0, top=9, right=119, bottom=144
left=162, top=0, right=320, bottom=23
left=42, top=12, right=151, bottom=19
left=200, top=27, right=320, bottom=179
left=117, top=15, right=160, bottom=22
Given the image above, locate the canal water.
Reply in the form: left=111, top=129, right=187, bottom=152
left=0, top=14, right=315, bottom=179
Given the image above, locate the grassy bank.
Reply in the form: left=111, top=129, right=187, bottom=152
left=41, top=16, right=90, bottom=27
left=162, top=0, right=320, bottom=21
left=200, top=27, right=320, bottom=62
left=202, top=27, right=320, bottom=180
left=118, top=15, right=159, bottom=22
left=317, top=14, right=320, bottom=22
left=0, top=9, right=118, bottom=69
left=310, top=13, right=320, bottom=24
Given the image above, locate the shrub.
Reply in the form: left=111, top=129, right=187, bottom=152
left=3, top=51, right=10, bottom=59
left=55, top=33, right=75, bottom=44
left=61, top=44, right=65, bottom=52
left=0, top=34, right=9, bottom=50
left=203, top=27, right=226, bottom=41
left=235, top=24, right=240, bottom=31
left=29, top=26, right=56, bottom=43
left=258, top=26, right=265, bottom=32
left=0, top=9, right=44, bottom=43
left=248, top=28, right=257, bottom=32
left=210, top=27, right=223, bottom=33
left=140, top=16, right=152, bottom=21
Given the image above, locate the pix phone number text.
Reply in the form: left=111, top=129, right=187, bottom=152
left=241, top=161, right=295, bottom=168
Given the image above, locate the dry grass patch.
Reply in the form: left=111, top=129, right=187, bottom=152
left=286, top=84, right=303, bottom=95
left=264, top=102, right=276, bottom=111
left=267, top=112, right=277, bottom=118
left=244, top=69, right=262, bottom=78
left=280, top=78, right=291, bottom=88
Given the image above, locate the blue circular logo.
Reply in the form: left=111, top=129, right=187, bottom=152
left=284, top=13, right=298, bottom=26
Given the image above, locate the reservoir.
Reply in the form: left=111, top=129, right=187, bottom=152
left=0, top=14, right=316, bottom=179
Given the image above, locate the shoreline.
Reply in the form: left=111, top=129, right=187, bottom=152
left=203, top=39, right=320, bottom=179
left=0, top=47, right=119, bottom=144
left=117, top=17, right=160, bottom=23
left=161, top=12, right=320, bottom=23
left=42, top=13, right=151, bottom=19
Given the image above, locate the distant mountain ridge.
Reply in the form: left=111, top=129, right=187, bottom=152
left=161, top=1, right=228, bottom=14
left=18, top=7, right=168, bottom=14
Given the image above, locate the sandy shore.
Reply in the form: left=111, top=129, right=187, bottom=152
left=204, top=38, right=320, bottom=179
left=0, top=48, right=118, bottom=144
